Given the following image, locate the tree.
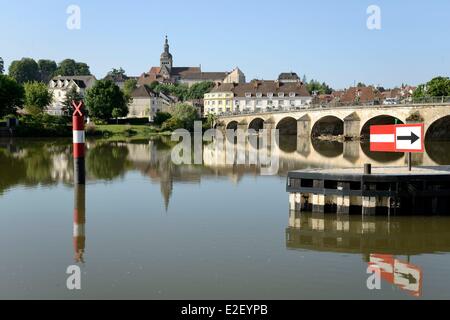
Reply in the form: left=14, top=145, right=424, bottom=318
left=85, top=80, right=128, bottom=121
left=204, top=113, right=218, bottom=129
left=55, top=59, right=91, bottom=76
left=8, top=58, right=40, bottom=83
left=23, top=81, right=53, bottom=115
left=0, top=57, right=4, bottom=74
left=169, top=103, right=199, bottom=131
left=111, top=108, right=122, bottom=124
left=413, top=77, right=450, bottom=98
left=356, top=82, right=367, bottom=87
left=153, top=111, right=172, bottom=126
left=425, top=77, right=450, bottom=97
left=107, top=68, right=126, bottom=78
left=306, top=80, right=333, bottom=95
left=123, top=79, right=137, bottom=97
left=62, top=86, right=83, bottom=115
left=38, top=59, right=57, bottom=83
left=0, top=74, right=24, bottom=117
left=187, top=81, right=214, bottom=100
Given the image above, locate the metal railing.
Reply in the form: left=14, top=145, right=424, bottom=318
left=216, top=96, right=450, bottom=118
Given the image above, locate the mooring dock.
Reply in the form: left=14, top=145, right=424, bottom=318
left=287, top=166, right=450, bottom=215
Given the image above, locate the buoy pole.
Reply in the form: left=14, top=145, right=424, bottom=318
left=72, top=100, right=86, bottom=263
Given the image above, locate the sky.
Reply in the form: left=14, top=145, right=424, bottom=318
left=1, top=0, right=449, bottom=89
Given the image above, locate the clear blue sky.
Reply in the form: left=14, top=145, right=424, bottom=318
left=1, top=0, right=449, bottom=89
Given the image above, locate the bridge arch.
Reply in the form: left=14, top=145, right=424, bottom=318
left=248, top=117, right=265, bottom=132
left=360, top=115, right=404, bottom=139
left=276, top=117, right=298, bottom=135
left=311, top=116, right=344, bottom=138
left=226, top=121, right=238, bottom=130
left=425, top=115, right=450, bottom=141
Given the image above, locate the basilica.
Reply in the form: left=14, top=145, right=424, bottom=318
left=138, top=36, right=245, bottom=87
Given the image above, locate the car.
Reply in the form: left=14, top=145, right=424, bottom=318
left=383, top=98, right=399, bottom=105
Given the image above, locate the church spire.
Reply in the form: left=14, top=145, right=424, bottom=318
left=160, top=35, right=173, bottom=70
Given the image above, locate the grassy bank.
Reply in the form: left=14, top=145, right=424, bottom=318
left=89, top=124, right=172, bottom=141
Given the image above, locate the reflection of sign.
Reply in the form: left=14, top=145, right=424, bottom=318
left=369, top=254, right=422, bottom=297
left=370, top=124, right=424, bottom=153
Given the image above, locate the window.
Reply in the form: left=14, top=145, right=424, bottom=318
left=267, top=92, right=273, bottom=98
left=289, top=92, right=296, bottom=97
left=256, top=100, right=262, bottom=106
left=245, top=92, right=251, bottom=98
left=256, top=92, right=262, bottom=98
left=278, top=92, right=285, bottom=97
left=279, top=100, right=284, bottom=106
left=246, top=100, right=252, bottom=106
left=290, top=100, right=295, bottom=107
left=268, top=100, right=273, bottom=106
left=218, top=100, right=223, bottom=105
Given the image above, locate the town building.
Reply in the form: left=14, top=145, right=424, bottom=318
left=138, top=36, right=245, bottom=87
left=278, top=72, right=301, bottom=83
left=338, top=86, right=382, bottom=105
left=128, top=85, right=175, bottom=121
left=47, top=75, right=97, bottom=116
left=204, top=80, right=311, bottom=115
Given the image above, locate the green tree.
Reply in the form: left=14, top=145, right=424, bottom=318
left=307, top=80, right=333, bottom=95
left=356, top=82, right=367, bottom=87
left=55, top=59, right=91, bottom=76
left=0, top=74, right=24, bottom=117
left=38, top=59, right=57, bottom=83
left=153, top=111, right=172, bottom=126
left=123, top=79, right=138, bottom=101
left=204, top=113, right=218, bottom=129
left=161, top=117, right=185, bottom=131
left=23, top=81, right=53, bottom=115
left=187, top=81, right=214, bottom=100
left=8, top=58, right=40, bottom=83
left=111, top=108, right=123, bottom=124
left=62, top=86, right=83, bottom=115
left=170, top=103, right=199, bottom=131
left=0, top=57, right=4, bottom=74
left=85, top=80, right=128, bottom=121
left=413, top=77, right=450, bottom=98
left=426, top=77, right=450, bottom=96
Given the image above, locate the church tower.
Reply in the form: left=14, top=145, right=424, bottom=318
left=160, top=35, right=173, bottom=71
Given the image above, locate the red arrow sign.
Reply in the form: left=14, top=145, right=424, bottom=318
left=370, top=124, right=424, bottom=153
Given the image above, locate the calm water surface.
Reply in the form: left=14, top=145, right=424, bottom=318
left=0, top=136, right=450, bottom=299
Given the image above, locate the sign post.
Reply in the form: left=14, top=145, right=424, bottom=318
left=370, top=124, right=424, bottom=171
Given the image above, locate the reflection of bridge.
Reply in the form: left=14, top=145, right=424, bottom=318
left=217, top=103, right=450, bottom=138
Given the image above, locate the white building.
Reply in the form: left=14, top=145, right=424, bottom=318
left=128, top=86, right=174, bottom=121
left=47, top=76, right=97, bottom=115
left=204, top=80, right=312, bottom=116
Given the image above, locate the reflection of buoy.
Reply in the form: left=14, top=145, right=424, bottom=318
left=72, top=101, right=85, bottom=185
left=73, top=184, right=86, bottom=263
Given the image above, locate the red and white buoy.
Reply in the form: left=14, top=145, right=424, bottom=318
left=72, top=100, right=86, bottom=262
left=72, top=100, right=85, bottom=185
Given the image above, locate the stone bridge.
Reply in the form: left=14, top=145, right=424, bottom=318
left=216, top=103, right=450, bottom=139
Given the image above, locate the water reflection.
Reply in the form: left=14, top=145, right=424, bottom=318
left=287, top=211, right=450, bottom=297
left=1, top=136, right=450, bottom=201
left=286, top=211, right=450, bottom=256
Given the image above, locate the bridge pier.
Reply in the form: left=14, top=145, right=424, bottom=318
left=297, top=115, right=311, bottom=137
left=344, top=112, right=361, bottom=139
left=237, top=123, right=248, bottom=133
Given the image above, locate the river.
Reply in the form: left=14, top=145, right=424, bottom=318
left=0, top=136, right=449, bottom=299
